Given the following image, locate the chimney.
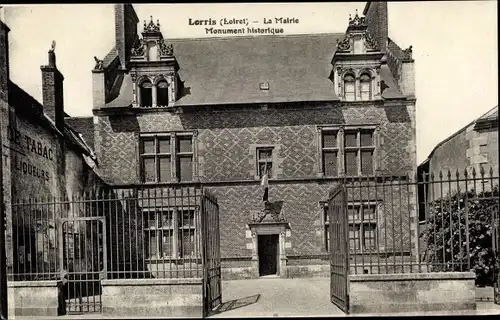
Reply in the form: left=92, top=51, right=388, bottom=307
left=40, top=41, right=65, bottom=132
left=92, top=57, right=105, bottom=110
left=0, top=10, right=10, bottom=103
left=363, top=1, right=388, bottom=52
left=115, top=4, right=139, bottom=69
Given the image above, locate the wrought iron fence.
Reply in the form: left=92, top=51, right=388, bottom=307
left=342, top=166, right=499, bottom=284
left=8, top=184, right=221, bottom=281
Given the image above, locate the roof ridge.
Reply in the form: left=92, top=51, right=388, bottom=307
left=65, top=116, right=93, bottom=119
left=420, top=105, right=499, bottom=165
left=477, top=105, right=498, bottom=120
left=167, top=32, right=344, bottom=42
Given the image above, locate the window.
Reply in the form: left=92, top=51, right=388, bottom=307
left=139, top=80, right=153, bottom=107
left=257, top=147, right=273, bottom=179
left=344, top=129, right=375, bottom=176
left=144, top=208, right=198, bottom=259
left=344, top=74, right=356, bottom=101
left=176, top=135, right=193, bottom=182
left=323, top=203, right=377, bottom=252
left=156, top=80, right=169, bottom=107
left=321, top=128, right=376, bottom=177
left=139, top=133, right=194, bottom=183
left=348, top=204, right=377, bottom=252
left=322, top=131, right=339, bottom=177
left=360, top=73, right=372, bottom=101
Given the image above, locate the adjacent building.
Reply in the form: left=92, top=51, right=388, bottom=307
left=87, top=2, right=418, bottom=278
left=0, top=17, right=105, bottom=278
left=418, top=105, right=498, bottom=208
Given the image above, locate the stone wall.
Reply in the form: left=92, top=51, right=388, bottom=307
left=349, top=272, right=476, bottom=314
left=427, top=120, right=499, bottom=200
left=101, top=278, right=204, bottom=317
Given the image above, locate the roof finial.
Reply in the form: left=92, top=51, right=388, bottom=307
left=50, top=40, right=56, bottom=53
left=143, top=15, right=161, bottom=33
left=348, top=9, right=366, bottom=27
left=48, top=40, right=56, bottom=67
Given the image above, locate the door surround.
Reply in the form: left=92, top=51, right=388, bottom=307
left=247, top=220, right=290, bottom=278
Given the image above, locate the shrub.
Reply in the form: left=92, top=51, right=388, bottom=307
left=420, top=185, right=499, bottom=286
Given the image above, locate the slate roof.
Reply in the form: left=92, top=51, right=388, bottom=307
left=419, top=105, right=499, bottom=167
left=103, top=33, right=404, bottom=108
left=65, top=117, right=95, bottom=150
left=8, top=81, right=95, bottom=157
left=102, top=47, right=119, bottom=68
left=387, top=37, right=413, bottom=61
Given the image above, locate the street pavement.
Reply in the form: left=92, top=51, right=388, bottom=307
left=210, top=276, right=344, bottom=318
left=210, top=277, right=500, bottom=318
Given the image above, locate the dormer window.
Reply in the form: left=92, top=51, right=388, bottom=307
left=360, top=73, right=372, bottom=101
left=129, top=17, right=180, bottom=108
left=157, top=80, right=169, bottom=107
left=333, top=11, right=384, bottom=102
left=140, top=80, right=153, bottom=107
left=147, top=41, right=159, bottom=61
left=344, top=74, right=356, bottom=101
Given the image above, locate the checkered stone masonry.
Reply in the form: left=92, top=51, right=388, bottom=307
left=208, top=182, right=338, bottom=258
left=95, top=101, right=416, bottom=259
left=96, top=103, right=415, bottom=185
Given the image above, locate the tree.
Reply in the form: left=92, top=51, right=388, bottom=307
left=420, top=185, right=499, bottom=286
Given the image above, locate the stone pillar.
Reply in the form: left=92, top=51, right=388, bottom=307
left=375, top=66, right=381, bottom=97
left=92, top=69, right=106, bottom=110
left=169, top=74, right=176, bottom=106
left=250, top=230, right=259, bottom=276
left=152, top=85, right=157, bottom=108
left=338, top=127, right=345, bottom=176
left=279, top=230, right=287, bottom=276
left=131, top=73, right=137, bottom=107
left=316, top=127, right=324, bottom=177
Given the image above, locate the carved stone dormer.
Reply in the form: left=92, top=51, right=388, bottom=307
left=331, top=10, right=385, bottom=102
left=129, top=16, right=179, bottom=108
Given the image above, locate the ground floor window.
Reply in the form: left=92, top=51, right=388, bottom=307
left=143, top=207, right=199, bottom=259
left=348, top=204, right=377, bottom=252
left=323, top=202, right=378, bottom=252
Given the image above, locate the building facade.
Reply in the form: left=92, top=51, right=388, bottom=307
left=86, top=2, right=418, bottom=279
left=0, top=17, right=106, bottom=278
left=418, top=106, right=498, bottom=205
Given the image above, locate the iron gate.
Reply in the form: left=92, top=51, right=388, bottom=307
left=59, top=216, right=107, bottom=314
left=201, top=189, right=222, bottom=316
left=328, top=184, right=349, bottom=313
left=494, top=206, right=500, bottom=305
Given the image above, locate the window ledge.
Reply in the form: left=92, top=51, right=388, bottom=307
left=145, top=257, right=201, bottom=264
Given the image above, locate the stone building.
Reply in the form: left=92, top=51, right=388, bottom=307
left=417, top=105, right=498, bottom=208
left=0, top=17, right=105, bottom=279
left=84, top=1, right=418, bottom=279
